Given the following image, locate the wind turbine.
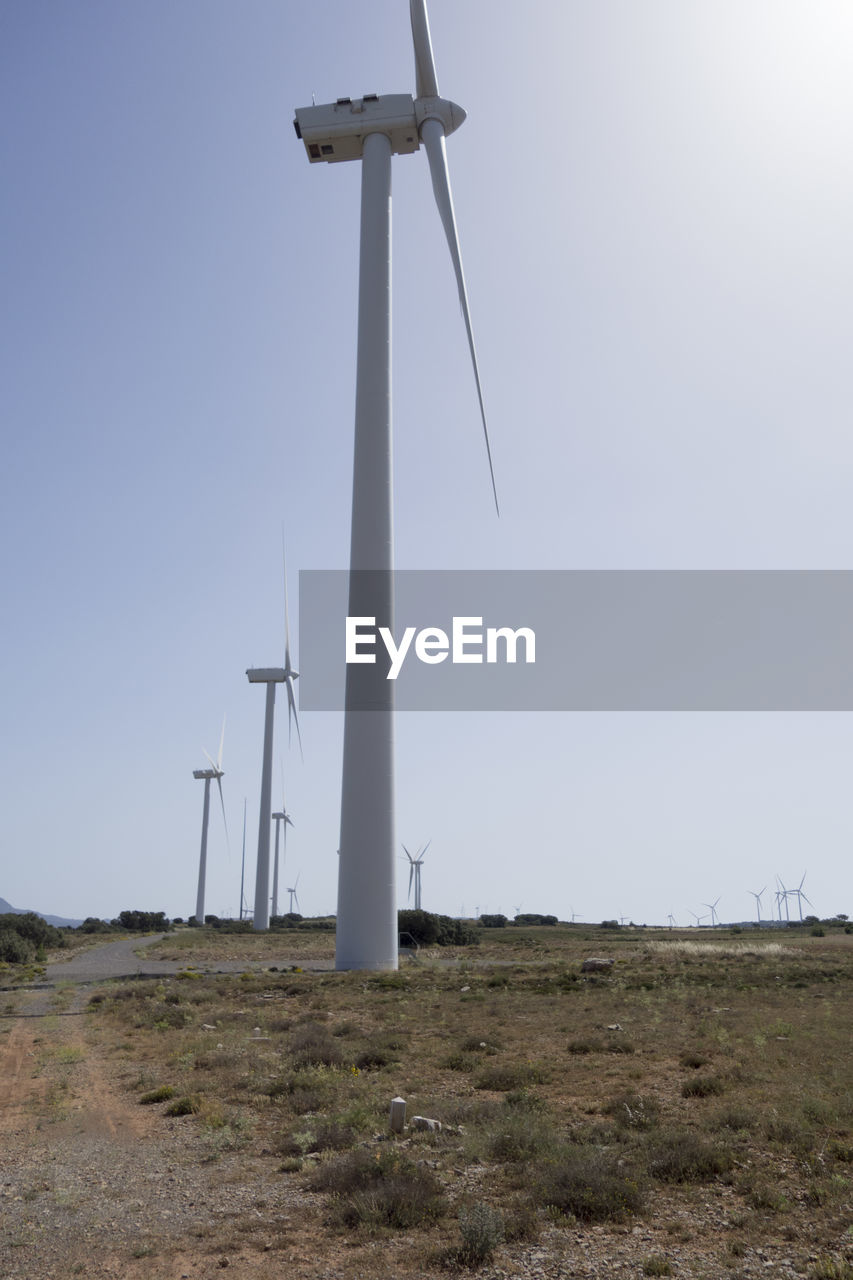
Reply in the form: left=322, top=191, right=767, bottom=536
left=689, top=910, right=705, bottom=928
left=667, top=913, right=676, bottom=929
left=246, top=565, right=301, bottom=932
left=271, top=769, right=294, bottom=919
left=287, top=873, right=301, bottom=916
left=792, top=872, right=812, bottom=921
left=191, top=718, right=227, bottom=925
left=403, top=842, right=430, bottom=911
left=294, top=2, right=496, bottom=970
left=748, top=886, right=766, bottom=927
left=703, top=897, right=721, bottom=928
left=775, top=876, right=791, bottom=923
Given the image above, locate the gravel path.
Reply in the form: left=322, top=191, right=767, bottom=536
left=41, top=935, right=334, bottom=986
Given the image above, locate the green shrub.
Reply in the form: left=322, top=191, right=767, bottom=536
left=0, top=929, right=34, bottom=964
left=534, top=1146, right=645, bottom=1222
left=681, top=1075, right=725, bottom=1099
left=398, top=910, right=480, bottom=947
left=709, top=1105, right=757, bottom=1133
left=289, top=1022, right=344, bottom=1069
left=457, top=1201, right=505, bottom=1265
left=646, top=1131, right=732, bottom=1183
left=139, top=1085, right=176, bottom=1104
left=165, top=1095, right=202, bottom=1117
left=308, top=1148, right=446, bottom=1231
left=680, top=1050, right=711, bottom=1070
left=479, top=1110, right=555, bottom=1165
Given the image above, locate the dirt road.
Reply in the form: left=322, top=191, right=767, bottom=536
left=0, top=948, right=331, bottom=1280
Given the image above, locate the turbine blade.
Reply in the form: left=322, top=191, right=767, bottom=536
left=282, top=534, right=293, bottom=673
left=215, top=775, right=230, bottom=852
left=421, top=839, right=431, bottom=861
left=410, top=0, right=439, bottom=98
left=285, top=675, right=304, bottom=761
left=421, top=118, right=499, bottom=516
left=408, top=864, right=414, bottom=898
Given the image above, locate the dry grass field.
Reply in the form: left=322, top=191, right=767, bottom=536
left=2, top=924, right=853, bottom=1279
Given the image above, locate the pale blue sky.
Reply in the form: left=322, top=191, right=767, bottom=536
left=2, top=1, right=853, bottom=925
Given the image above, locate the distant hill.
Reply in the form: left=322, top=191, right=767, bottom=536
left=0, top=897, right=84, bottom=928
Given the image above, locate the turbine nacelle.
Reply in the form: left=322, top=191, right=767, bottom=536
left=294, top=93, right=466, bottom=165
left=193, top=768, right=222, bottom=780
left=246, top=667, right=287, bottom=684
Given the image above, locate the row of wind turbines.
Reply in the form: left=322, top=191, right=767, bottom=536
left=192, top=604, right=433, bottom=928
left=192, top=571, right=302, bottom=930
left=679, top=875, right=813, bottom=928
left=196, top=0, right=493, bottom=967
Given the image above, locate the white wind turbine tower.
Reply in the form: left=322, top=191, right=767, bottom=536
left=294, top=2, right=497, bottom=971
left=403, top=842, right=430, bottom=911
left=271, top=783, right=294, bottom=920
left=192, top=719, right=227, bottom=925
left=247, top=570, right=301, bottom=932
left=748, top=886, right=766, bottom=927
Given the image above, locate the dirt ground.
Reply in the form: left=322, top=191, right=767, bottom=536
left=0, top=986, right=331, bottom=1280
left=2, top=932, right=850, bottom=1280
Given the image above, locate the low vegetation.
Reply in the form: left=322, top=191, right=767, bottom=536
left=10, top=917, right=853, bottom=1275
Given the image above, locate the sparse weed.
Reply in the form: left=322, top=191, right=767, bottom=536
left=642, top=1258, right=673, bottom=1277
left=474, top=1062, right=545, bottom=1091
left=605, top=1092, right=660, bottom=1131
left=809, top=1258, right=853, bottom=1279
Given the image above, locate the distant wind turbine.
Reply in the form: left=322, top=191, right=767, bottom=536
left=247, top=560, right=301, bottom=931
left=792, top=872, right=812, bottom=921
left=748, top=886, right=766, bottom=926
left=294, top=0, right=496, bottom=971
left=403, top=842, right=430, bottom=911
left=271, top=777, right=294, bottom=920
left=775, top=876, right=790, bottom=923
left=192, top=718, right=227, bottom=925
left=703, top=897, right=721, bottom=928
left=287, top=873, right=301, bottom=916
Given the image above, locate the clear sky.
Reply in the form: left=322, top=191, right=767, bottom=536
left=2, top=1, right=853, bottom=926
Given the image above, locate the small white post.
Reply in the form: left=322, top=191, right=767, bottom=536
left=389, top=1096, right=406, bottom=1134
